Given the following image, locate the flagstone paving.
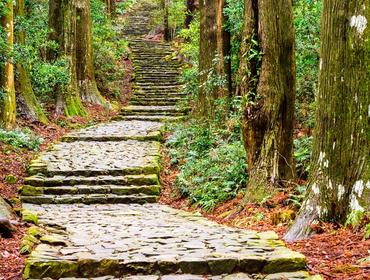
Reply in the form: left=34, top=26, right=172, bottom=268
left=21, top=1, right=319, bottom=279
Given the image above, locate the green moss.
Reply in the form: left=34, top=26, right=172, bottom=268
left=27, top=226, right=45, bottom=238
left=23, top=260, right=79, bottom=279
left=19, top=185, right=44, bottom=196
left=22, top=210, right=39, bottom=225
left=5, top=174, right=18, bottom=184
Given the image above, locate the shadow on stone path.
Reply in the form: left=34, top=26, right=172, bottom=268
left=21, top=1, right=319, bottom=279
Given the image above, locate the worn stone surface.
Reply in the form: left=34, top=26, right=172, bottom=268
left=0, top=197, right=16, bottom=236
left=29, top=141, right=161, bottom=177
left=23, top=203, right=308, bottom=279
left=63, top=121, right=164, bottom=142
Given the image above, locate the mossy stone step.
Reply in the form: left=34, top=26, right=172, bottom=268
left=25, top=174, right=159, bottom=187
left=130, top=100, right=179, bottom=106
left=28, top=271, right=322, bottom=280
left=21, top=194, right=159, bottom=205
left=20, top=184, right=161, bottom=196
left=116, top=115, right=186, bottom=122
left=28, top=140, right=161, bottom=177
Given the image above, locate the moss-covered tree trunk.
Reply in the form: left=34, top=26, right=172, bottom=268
left=240, top=0, right=296, bottom=202
left=161, top=0, right=170, bottom=41
left=198, top=0, right=217, bottom=117
left=49, top=0, right=86, bottom=117
left=216, top=0, right=232, bottom=99
left=285, top=0, right=370, bottom=242
left=0, top=0, right=16, bottom=129
left=105, top=0, right=111, bottom=18
left=76, top=0, right=109, bottom=107
left=15, top=0, right=48, bottom=124
left=185, top=0, right=196, bottom=28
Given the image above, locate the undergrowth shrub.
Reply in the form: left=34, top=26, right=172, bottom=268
left=167, top=117, right=247, bottom=212
left=0, top=128, right=43, bottom=150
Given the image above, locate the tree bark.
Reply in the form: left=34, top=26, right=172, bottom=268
left=198, top=0, right=217, bottom=117
left=0, top=0, right=16, bottom=129
left=216, top=0, right=232, bottom=99
left=15, top=0, right=48, bottom=124
left=162, top=0, right=170, bottom=41
left=76, top=0, right=109, bottom=108
left=49, top=0, right=86, bottom=117
left=185, top=0, right=196, bottom=29
left=240, top=0, right=296, bottom=202
left=285, top=0, right=370, bottom=242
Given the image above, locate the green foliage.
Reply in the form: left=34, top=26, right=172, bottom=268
left=294, top=0, right=321, bottom=128
left=167, top=119, right=247, bottom=211
left=16, top=0, right=70, bottom=99
left=0, top=128, right=43, bottom=150
left=178, top=15, right=199, bottom=99
left=91, top=0, right=128, bottom=98
left=345, top=210, right=364, bottom=228
left=116, top=0, right=137, bottom=15
left=294, top=136, right=313, bottom=178
left=224, top=0, right=244, bottom=76
left=364, top=223, right=370, bottom=240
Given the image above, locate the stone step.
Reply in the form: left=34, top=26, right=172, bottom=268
left=133, top=93, right=186, bottom=98
left=28, top=140, right=161, bottom=177
left=25, top=174, right=159, bottom=187
left=121, top=105, right=189, bottom=116
left=116, top=115, right=186, bottom=122
left=130, top=100, right=179, bottom=106
left=20, top=184, right=161, bottom=196
left=21, top=193, right=159, bottom=205
left=28, top=271, right=320, bottom=280
left=23, top=204, right=308, bottom=279
left=61, top=120, right=164, bottom=142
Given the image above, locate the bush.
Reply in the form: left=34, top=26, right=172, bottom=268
left=0, top=128, right=43, bottom=150
left=167, top=120, right=247, bottom=211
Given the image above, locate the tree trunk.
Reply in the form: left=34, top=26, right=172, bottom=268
left=76, top=0, right=109, bottom=108
left=162, top=0, right=170, bottom=41
left=216, top=0, right=232, bottom=99
left=185, top=0, right=196, bottom=28
left=110, top=0, right=116, bottom=16
left=0, top=0, right=16, bottom=129
left=15, top=0, right=48, bottom=124
left=49, top=0, right=86, bottom=117
left=240, top=0, right=296, bottom=202
left=285, top=0, right=370, bottom=242
left=105, top=0, right=111, bottom=18
left=198, top=0, right=217, bottom=117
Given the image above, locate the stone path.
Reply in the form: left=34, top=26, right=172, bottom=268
left=21, top=1, right=319, bottom=279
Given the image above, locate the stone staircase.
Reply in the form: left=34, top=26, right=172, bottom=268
left=116, top=39, right=188, bottom=122
left=20, top=1, right=319, bottom=279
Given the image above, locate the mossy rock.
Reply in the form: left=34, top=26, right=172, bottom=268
left=263, top=251, right=307, bottom=274
left=23, top=260, right=79, bottom=279
left=27, top=226, right=45, bottom=238
left=19, top=185, right=44, bottom=196
left=5, top=174, right=18, bottom=184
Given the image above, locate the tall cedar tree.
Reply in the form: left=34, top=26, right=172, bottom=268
left=198, top=0, right=231, bottom=117
left=162, top=0, right=170, bottom=41
left=15, top=0, right=48, bottom=124
left=76, top=0, right=109, bottom=107
left=285, top=0, right=370, bottom=242
left=239, top=0, right=296, bottom=201
left=0, top=0, right=16, bottom=129
left=49, top=0, right=86, bottom=117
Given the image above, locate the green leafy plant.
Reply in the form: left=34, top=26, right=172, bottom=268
left=167, top=119, right=247, bottom=212
left=0, top=128, right=43, bottom=150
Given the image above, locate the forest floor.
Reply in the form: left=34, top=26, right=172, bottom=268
left=160, top=149, right=370, bottom=280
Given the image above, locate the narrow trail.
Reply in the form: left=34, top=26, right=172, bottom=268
left=20, top=1, right=316, bottom=279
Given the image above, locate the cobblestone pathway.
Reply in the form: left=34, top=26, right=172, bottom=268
left=21, top=1, right=319, bottom=279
